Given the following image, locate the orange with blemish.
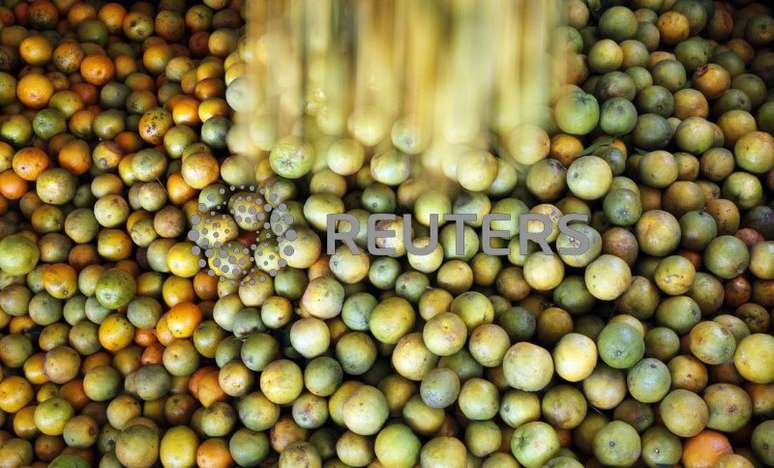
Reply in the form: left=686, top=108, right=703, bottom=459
left=166, top=302, right=203, bottom=339
left=42, top=263, right=77, bottom=299
left=80, top=54, right=115, bottom=86
left=12, top=147, right=50, bottom=181
left=98, top=3, right=127, bottom=33
left=17, top=73, right=54, bottom=109
left=98, top=314, right=136, bottom=352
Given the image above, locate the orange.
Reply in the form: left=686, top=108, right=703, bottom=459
left=693, top=64, right=731, bottom=99
left=27, top=0, right=59, bottom=30
left=82, top=352, right=112, bottom=373
left=97, top=229, right=133, bottom=261
left=138, top=108, right=173, bottom=144
left=549, top=134, right=583, bottom=167
left=194, top=78, right=226, bottom=101
left=16, top=73, right=54, bottom=109
left=12, top=405, right=38, bottom=439
left=188, top=366, right=218, bottom=397
left=116, top=261, right=139, bottom=278
left=196, top=371, right=226, bottom=408
left=189, top=31, right=211, bottom=57
left=682, top=430, right=733, bottom=468
left=193, top=271, right=218, bottom=300
left=42, top=263, right=77, bottom=299
left=47, top=71, right=70, bottom=92
left=19, top=35, right=53, bottom=66
left=98, top=314, right=136, bottom=352
left=171, top=96, right=200, bottom=125
left=208, top=29, right=237, bottom=58
left=181, top=69, right=198, bottom=95
left=67, top=3, right=97, bottom=25
left=114, top=54, right=138, bottom=80
left=58, top=138, right=91, bottom=175
left=0, top=376, right=34, bottom=413
left=657, top=11, right=690, bottom=45
left=34, top=434, right=64, bottom=461
left=12, top=147, right=50, bottom=181
left=70, top=83, right=98, bottom=107
left=142, top=43, right=173, bottom=76
left=196, top=438, right=233, bottom=468
left=714, top=454, right=755, bottom=468
left=166, top=172, right=197, bottom=205
left=140, top=342, right=164, bottom=365
left=155, top=11, right=186, bottom=43
left=162, top=276, right=195, bottom=307
left=58, top=379, right=89, bottom=411
left=181, top=152, right=219, bottom=189
left=196, top=60, right=224, bottom=81
left=23, top=353, right=48, bottom=385
left=155, top=314, right=175, bottom=347
left=0, top=169, right=29, bottom=199
left=726, top=39, right=754, bottom=64
left=80, top=54, right=115, bottom=86
left=134, top=329, right=157, bottom=347
left=68, top=108, right=95, bottom=138
left=125, top=73, right=155, bottom=92
left=197, top=97, right=229, bottom=122
left=10, top=315, right=37, bottom=334
left=114, top=131, right=143, bottom=153
left=98, top=3, right=127, bottom=34
left=166, top=302, right=203, bottom=339
left=91, top=141, right=124, bottom=171
left=47, top=133, right=75, bottom=154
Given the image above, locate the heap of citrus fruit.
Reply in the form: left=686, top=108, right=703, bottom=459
left=0, top=0, right=771, bottom=467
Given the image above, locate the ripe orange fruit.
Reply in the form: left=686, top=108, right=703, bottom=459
left=79, top=55, right=115, bottom=86
left=682, top=430, right=733, bottom=468
left=12, top=147, right=50, bottom=181
left=17, top=73, right=54, bottom=109
left=166, top=302, right=203, bottom=339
